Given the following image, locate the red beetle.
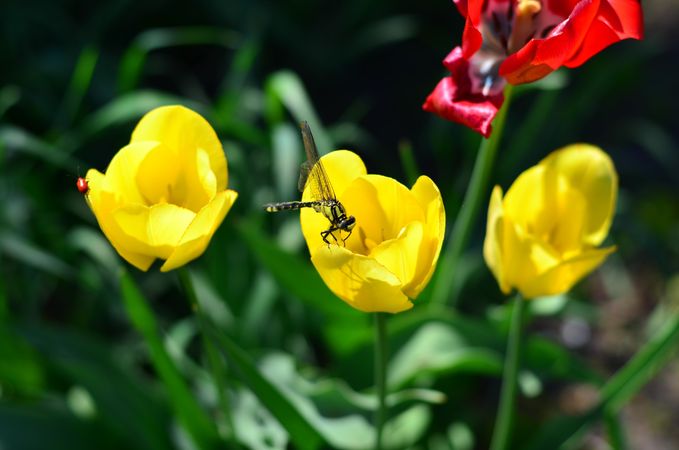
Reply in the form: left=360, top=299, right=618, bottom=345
left=76, top=177, right=89, bottom=195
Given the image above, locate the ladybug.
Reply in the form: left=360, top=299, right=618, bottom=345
left=76, top=177, right=90, bottom=195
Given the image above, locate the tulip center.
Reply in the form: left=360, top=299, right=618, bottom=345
left=355, top=226, right=381, bottom=256
left=472, top=0, right=561, bottom=95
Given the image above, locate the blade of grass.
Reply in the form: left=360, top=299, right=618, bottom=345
left=398, top=140, right=420, bottom=187
left=0, top=125, right=77, bottom=170
left=53, top=46, right=99, bottom=131
left=119, top=269, right=220, bottom=450
left=265, top=70, right=332, bottom=153
left=604, top=409, right=627, bottom=450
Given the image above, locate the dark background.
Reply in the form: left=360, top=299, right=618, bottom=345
left=1, top=0, right=678, bottom=448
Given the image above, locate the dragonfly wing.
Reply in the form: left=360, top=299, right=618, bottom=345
left=298, top=160, right=312, bottom=193
left=300, top=121, right=336, bottom=201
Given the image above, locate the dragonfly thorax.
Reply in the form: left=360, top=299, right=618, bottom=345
left=317, top=200, right=355, bottom=231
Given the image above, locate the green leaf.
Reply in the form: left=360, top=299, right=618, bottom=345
left=253, top=352, right=432, bottom=449
left=232, top=388, right=289, bottom=449
left=54, top=46, right=99, bottom=130
left=119, top=270, right=220, bottom=450
left=76, top=90, right=204, bottom=142
left=238, top=221, right=363, bottom=321
left=265, top=71, right=333, bottom=153
left=271, top=122, right=303, bottom=199
left=0, top=231, right=75, bottom=279
left=331, top=308, right=601, bottom=385
left=0, top=125, right=78, bottom=169
left=388, top=322, right=503, bottom=389
left=207, top=327, right=324, bottom=450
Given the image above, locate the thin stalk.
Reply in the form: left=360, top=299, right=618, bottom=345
left=490, top=293, right=525, bottom=450
left=374, top=313, right=388, bottom=450
left=429, top=84, right=514, bottom=307
left=178, top=268, right=238, bottom=447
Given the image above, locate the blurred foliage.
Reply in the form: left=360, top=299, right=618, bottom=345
left=1, top=0, right=679, bottom=449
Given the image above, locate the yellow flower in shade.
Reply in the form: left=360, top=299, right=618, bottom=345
left=300, top=150, right=445, bottom=313
left=483, top=144, right=617, bottom=299
left=85, top=105, right=238, bottom=272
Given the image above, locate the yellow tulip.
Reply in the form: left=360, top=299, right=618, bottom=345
left=300, top=150, right=445, bottom=313
left=85, top=105, right=238, bottom=272
left=483, top=144, right=617, bottom=299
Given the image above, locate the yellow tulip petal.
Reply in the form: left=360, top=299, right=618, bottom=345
left=311, top=246, right=413, bottom=313
left=370, top=221, right=424, bottom=293
left=503, top=165, right=554, bottom=236
left=404, top=176, right=446, bottom=297
left=483, top=186, right=511, bottom=294
left=135, top=142, right=180, bottom=206
left=300, top=205, right=337, bottom=254
left=105, top=141, right=159, bottom=205
left=539, top=144, right=617, bottom=246
left=160, top=189, right=238, bottom=272
left=504, top=219, right=562, bottom=297
left=174, top=147, right=217, bottom=212
left=113, top=203, right=196, bottom=259
left=301, top=150, right=367, bottom=203
left=341, top=175, right=424, bottom=253
left=85, top=170, right=155, bottom=271
left=549, top=186, right=587, bottom=256
left=130, top=105, right=228, bottom=190
left=521, top=246, right=616, bottom=298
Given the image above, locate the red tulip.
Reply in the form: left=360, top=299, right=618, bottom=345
left=423, top=0, right=643, bottom=137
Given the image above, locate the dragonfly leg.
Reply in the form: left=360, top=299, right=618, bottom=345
left=321, top=227, right=342, bottom=246
left=341, top=229, right=353, bottom=246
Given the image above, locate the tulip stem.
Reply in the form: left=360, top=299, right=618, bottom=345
left=178, top=268, right=239, bottom=447
left=374, top=312, right=389, bottom=450
left=429, top=84, right=514, bottom=307
left=490, top=293, right=525, bottom=450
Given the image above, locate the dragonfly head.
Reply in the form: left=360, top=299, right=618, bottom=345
left=340, top=215, right=356, bottom=232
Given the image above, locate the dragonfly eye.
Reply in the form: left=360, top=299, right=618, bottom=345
left=342, top=216, right=356, bottom=230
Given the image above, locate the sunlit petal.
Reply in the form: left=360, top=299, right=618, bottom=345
left=311, top=246, right=413, bottom=313
left=161, top=190, right=238, bottom=272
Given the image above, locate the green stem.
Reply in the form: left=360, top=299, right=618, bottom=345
left=178, top=268, right=238, bottom=447
left=429, top=84, right=514, bottom=307
left=490, top=293, right=524, bottom=450
left=374, top=313, right=388, bottom=450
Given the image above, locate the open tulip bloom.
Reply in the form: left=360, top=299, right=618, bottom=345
left=423, top=0, right=643, bottom=136
left=484, top=144, right=617, bottom=299
left=300, top=150, right=446, bottom=314
left=84, top=105, right=238, bottom=272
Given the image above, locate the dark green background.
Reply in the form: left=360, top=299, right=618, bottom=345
left=1, top=1, right=678, bottom=449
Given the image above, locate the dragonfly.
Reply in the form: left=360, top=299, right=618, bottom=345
left=264, top=121, right=356, bottom=245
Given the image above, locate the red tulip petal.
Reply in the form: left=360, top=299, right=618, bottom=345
left=500, top=0, right=601, bottom=84
left=460, top=0, right=485, bottom=58
left=564, top=0, right=644, bottom=68
left=423, top=47, right=505, bottom=138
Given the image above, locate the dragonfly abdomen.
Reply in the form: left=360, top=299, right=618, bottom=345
left=264, top=201, right=324, bottom=212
